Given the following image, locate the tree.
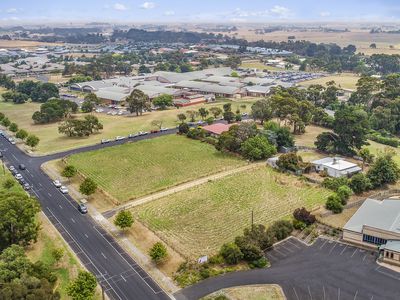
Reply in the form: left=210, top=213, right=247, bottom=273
left=31, top=82, right=59, bottom=103
left=0, top=245, right=31, bottom=282
left=178, top=123, right=189, bottom=134
left=151, top=119, right=163, bottom=130
left=16, top=129, right=28, bottom=140
left=0, top=192, right=40, bottom=250
left=293, top=207, right=316, bottom=225
left=326, top=194, right=343, bottom=213
left=251, top=99, right=273, bottom=125
left=126, top=89, right=150, bottom=116
left=114, top=210, right=134, bottom=230
left=223, top=111, right=235, bottom=123
left=16, top=80, right=40, bottom=96
left=149, top=242, right=168, bottom=264
left=152, top=94, right=173, bottom=110
left=32, top=99, right=78, bottom=124
left=186, top=110, right=198, bottom=122
left=8, top=122, right=18, bottom=132
left=219, top=242, right=243, bottom=264
left=79, top=178, right=97, bottom=197
left=84, top=93, right=100, bottom=105
left=51, top=248, right=64, bottom=264
left=370, top=43, right=377, bottom=49
left=138, top=65, right=151, bottom=74
left=26, top=135, right=40, bottom=148
left=367, top=151, right=400, bottom=188
left=81, top=100, right=94, bottom=113
left=177, top=113, right=187, bottom=123
left=240, top=136, right=276, bottom=161
left=67, top=271, right=97, bottom=300
left=209, top=107, right=222, bottom=119
left=198, top=107, right=209, bottom=120
left=359, top=148, right=374, bottom=169
left=1, top=117, right=10, bottom=127
left=349, top=173, right=371, bottom=194
left=337, top=185, right=352, bottom=205
left=62, top=165, right=77, bottom=179
left=267, top=220, right=293, bottom=241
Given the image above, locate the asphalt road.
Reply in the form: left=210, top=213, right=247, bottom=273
left=175, top=237, right=400, bottom=300
left=0, top=132, right=174, bottom=300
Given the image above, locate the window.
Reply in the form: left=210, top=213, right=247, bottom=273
left=362, top=234, right=387, bottom=245
left=391, top=253, right=394, bottom=259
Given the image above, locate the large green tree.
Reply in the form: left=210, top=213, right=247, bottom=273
left=126, top=89, right=150, bottom=116
left=67, top=271, right=97, bottom=300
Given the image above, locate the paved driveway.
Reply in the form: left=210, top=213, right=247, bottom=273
left=175, top=237, right=400, bottom=300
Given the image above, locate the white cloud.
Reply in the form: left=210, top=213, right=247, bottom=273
left=113, top=3, right=128, bottom=11
left=3, top=16, right=20, bottom=21
left=320, top=11, right=331, bottom=17
left=269, top=5, right=292, bottom=18
left=140, top=2, right=155, bottom=9
left=164, top=10, right=175, bottom=16
left=227, top=5, right=292, bottom=20
left=6, top=8, right=18, bottom=14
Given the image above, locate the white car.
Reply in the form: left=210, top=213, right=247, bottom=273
left=15, top=173, right=22, bottom=180
left=128, top=133, right=138, bottom=138
left=117, top=111, right=123, bottom=115
left=101, top=139, right=111, bottom=144
left=9, top=165, right=15, bottom=172
left=53, top=180, right=62, bottom=188
left=59, top=186, right=69, bottom=194
left=115, top=136, right=126, bottom=141
left=160, top=127, right=169, bottom=132
left=107, top=111, right=112, bottom=115
left=8, top=138, right=15, bottom=145
left=112, top=112, right=117, bottom=116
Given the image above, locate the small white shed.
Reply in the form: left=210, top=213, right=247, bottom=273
left=311, top=157, right=361, bottom=178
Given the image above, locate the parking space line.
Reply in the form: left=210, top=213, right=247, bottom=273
left=287, top=239, right=301, bottom=249
left=338, top=288, right=340, bottom=300
left=266, top=252, right=279, bottom=261
left=340, top=245, right=347, bottom=255
left=354, top=290, right=358, bottom=300
left=329, top=242, right=337, bottom=254
left=292, top=287, right=300, bottom=300
left=280, top=244, right=294, bottom=253
left=363, top=254, right=367, bottom=261
left=273, top=248, right=287, bottom=256
left=320, top=239, right=328, bottom=249
left=308, top=285, right=313, bottom=300
left=351, top=249, right=358, bottom=257
left=323, top=286, right=326, bottom=300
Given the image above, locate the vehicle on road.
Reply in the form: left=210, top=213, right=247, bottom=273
left=150, top=130, right=159, bottom=134
left=59, top=186, right=68, bottom=194
left=53, top=180, right=62, bottom=188
left=18, top=164, right=26, bottom=170
left=8, top=165, right=15, bottom=171
left=128, top=133, right=138, bottom=138
left=23, top=183, right=30, bottom=190
left=160, top=127, right=169, bottom=132
left=15, top=173, right=22, bottom=180
left=115, top=136, right=126, bottom=141
left=138, top=131, right=149, bottom=136
left=8, top=138, right=15, bottom=145
left=78, top=203, right=88, bottom=214
left=101, top=139, right=111, bottom=144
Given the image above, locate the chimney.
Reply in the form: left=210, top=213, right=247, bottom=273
left=332, top=158, right=337, bottom=165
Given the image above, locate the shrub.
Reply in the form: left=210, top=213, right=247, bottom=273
left=349, top=173, right=371, bottom=194
left=149, top=242, right=168, bottom=264
left=9, top=122, right=18, bottom=132
left=114, top=210, right=134, bottom=230
left=367, top=151, right=400, bottom=188
left=293, top=219, right=307, bottom=230
left=326, top=194, right=343, bottom=213
left=293, top=207, right=316, bottom=225
left=322, top=176, right=349, bottom=191
left=16, top=129, right=28, bottom=140
left=2, top=179, right=15, bottom=189
left=234, top=237, right=264, bottom=261
left=240, top=135, right=276, bottom=161
left=62, top=165, right=77, bottom=179
left=205, top=117, right=214, bottom=125
left=1, top=117, right=10, bottom=127
left=219, top=242, right=244, bottom=265
left=267, top=220, right=293, bottom=241
left=368, top=132, right=399, bottom=147
left=336, top=185, right=352, bottom=205
left=0, top=112, right=4, bottom=120
left=199, top=267, right=210, bottom=279
left=249, top=257, right=268, bottom=269
left=178, top=123, right=189, bottom=134
left=186, top=127, right=206, bottom=139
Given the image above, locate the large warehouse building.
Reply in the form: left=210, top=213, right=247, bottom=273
left=343, top=198, right=400, bottom=266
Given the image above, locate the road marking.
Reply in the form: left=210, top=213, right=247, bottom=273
left=71, top=218, right=76, bottom=223
left=320, top=239, right=328, bottom=249
left=340, top=245, right=347, bottom=255
left=323, top=286, right=326, bottom=300
left=354, top=290, right=358, bottom=300
left=120, top=274, right=127, bottom=282
left=11, top=154, right=17, bottom=160
left=338, top=288, right=340, bottom=300
left=351, top=249, right=358, bottom=257
left=363, top=254, right=367, bottom=261
left=307, top=286, right=313, bottom=300
left=101, top=252, right=107, bottom=259
left=38, top=183, right=42, bottom=187
left=30, top=173, right=34, bottom=178
left=292, top=287, right=300, bottom=300
left=287, top=239, right=301, bottom=249
left=280, top=244, right=294, bottom=252
left=47, top=192, right=52, bottom=197
left=59, top=205, right=62, bottom=209
left=329, top=242, right=337, bottom=254
left=370, top=296, right=374, bottom=300
left=26, top=169, right=30, bottom=174
left=84, top=234, right=89, bottom=238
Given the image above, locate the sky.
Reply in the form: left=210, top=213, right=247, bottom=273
left=0, top=0, right=400, bottom=24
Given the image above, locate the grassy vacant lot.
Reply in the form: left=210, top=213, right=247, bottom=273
left=202, top=284, right=285, bottom=300
left=67, top=135, right=246, bottom=202
left=0, top=98, right=256, bottom=154
left=299, top=73, right=360, bottom=90
left=241, top=61, right=281, bottom=72
left=135, top=166, right=331, bottom=259
left=295, top=125, right=329, bottom=148
left=365, top=140, right=400, bottom=166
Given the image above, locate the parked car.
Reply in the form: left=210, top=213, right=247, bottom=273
left=78, top=203, right=88, bottom=214
left=241, top=113, right=248, bottom=117
left=23, top=183, right=30, bottom=190
left=128, top=133, right=138, bottom=138
left=0, top=151, right=3, bottom=158
left=107, top=111, right=112, bottom=115
left=53, top=180, right=62, bottom=188
left=150, top=130, right=159, bottom=134
left=9, top=165, right=15, bottom=172
left=115, top=136, right=126, bottom=141
left=18, top=164, right=26, bottom=170
left=15, top=173, right=22, bottom=180
left=117, top=111, right=123, bottom=115
left=138, top=131, right=149, bottom=136
left=8, top=138, right=15, bottom=145
left=11, top=169, right=18, bottom=176
left=160, top=127, right=169, bottom=132
left=101, top=139, right=111, bottom=144
left=59, top=186, right=68, bottom=194
left=18, top=177, right=26, bottom=185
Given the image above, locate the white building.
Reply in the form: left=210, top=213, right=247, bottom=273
left=311, top=157, right=361, bottom=178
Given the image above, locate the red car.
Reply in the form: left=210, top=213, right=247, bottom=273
left=150, top=130, right=159, bottom=134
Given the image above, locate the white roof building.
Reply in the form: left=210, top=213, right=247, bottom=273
left=312, top=157, right=361, bottom=178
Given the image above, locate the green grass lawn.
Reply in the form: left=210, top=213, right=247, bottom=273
left=0, top=98, right=257, bottom=155
left=67, top=135, right=246, bottom=203
left=365, top=140, right=400, bottom=166
left=298, top=73, right=360, bottom=90
left=134, top=166, right=332, bottom=259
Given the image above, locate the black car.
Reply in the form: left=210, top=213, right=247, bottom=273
left=18, top=164, right=26, bottom=170
left=0, top=151, right=3, bottom=158
left=78, top=203, right=88, bottom=214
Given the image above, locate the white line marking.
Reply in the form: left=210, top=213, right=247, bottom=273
left=308, top=286, right=313, bottom=300
left=354, top=290, right=358, bottom=300
left=338, top=288, right=340, bottom=300
left=292, top=287, right=300, bottom=300
left=273, top=248, right=287, bottom=256
left=363, top=254, right=367, bottom=261
left=351, top=249, right=358, bottom=257
left=120, top=274, right=127, bottom=282
left=38, top=183, right=42, bottom=187
left=71, top=218, right=76, bottom=223
left=287, top=240, right=301, bottom=249
left=340, top=245, right=347, bottom=255
left=320, top=239, right=328, bottom=249
left=281, top=244, right=294, bottom=252
left=84, top=234, right=89, bottom=238
left=323, top=286, right=326, bottom=300
left=59, top=205, right=62, bottom=209
left=11, top=154, right=17, bottom=160
left=329, top=243, right=337, bottom=254
left=26, top=169, right=30, bottom=174
left=101, top=252, right=107, bottom=259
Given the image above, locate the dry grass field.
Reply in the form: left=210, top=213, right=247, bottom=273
left=0, top=98, right=256, bottom=154
left=241, top=61, right=281, bottom=72
left=295, top=125, right=329, bottom=148
left=202, top=284, right=285, bottom=300
left=0, top=40, right=62, bottom=49
left=135, top=166, right=331, bottom=259
left=67, top=135, right=246, bottom=202
left=298, top=73, right=360, bottom=90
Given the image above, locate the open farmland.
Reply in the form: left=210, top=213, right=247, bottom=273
left=0, top=98, right=256, bottom=154
left=67, top=135, right=246, bottom=202
left=298, top=73, right=360, bottom=90
left=365, top=140, right=400, bottom=166
left=135, top=166, right=331, bottom=259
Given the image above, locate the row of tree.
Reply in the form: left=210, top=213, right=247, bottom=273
left=0, top=112, right=40, bottom=148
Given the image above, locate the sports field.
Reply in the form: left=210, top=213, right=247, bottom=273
left=135, top=166, right=331, bottom=259
left=0, top=98, right=256, bottom=154
left=299, top=73, right=360, bottom=90
left=67, top=135, right=246, bottom=202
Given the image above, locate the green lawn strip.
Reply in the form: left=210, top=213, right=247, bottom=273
left=135, top=166, right=332, bottom=259
left=67, top=135, right=246, bottom=202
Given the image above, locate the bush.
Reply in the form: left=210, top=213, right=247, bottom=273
left=240, top=135, right=276, bottom=161
left=114, top=210, right=134, bottom=230
left=9, top=123, right=18, bottom=132
left=367, top=152, right=400, bottom=188
left=62, top=165, right=77, bottom=179
left=267, top=220, right=293, bottom=241
left=249, top=257, right=268, bottom=269
left=326, top=194, right=343, bottom=213
left=1, top=117, right=10, bottom=127
left=349, top=173, right=371, bottom=194
left=293, top=207, right=316, bottom=225
left=15, top=129, right=28, bottom=140
left=186, top=127, right=206, bottom=139
left=219, top=243, right=244, bottom=265
left=149, top=242, right=168, bottom=264
left=2, top=179, right=15, bottom=189
left=368, top=132, right=399, bottom=147
left=234, top=238, right=264, bottom=261
left=205, top=117, right=214, bottom=125
left=0, top=112, right=4, bottom=121
left=322, top=176, right=349, bottom=191
left=178, top=123, right=189, bottom=134
left=199, top=267, right=210, bottom=279
left=293, top=219, right=307, bottom=230
left=336, top=185, right=352, bottom=205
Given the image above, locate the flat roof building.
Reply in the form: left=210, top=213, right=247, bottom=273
left=312, top=157, right=361, bottom=178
